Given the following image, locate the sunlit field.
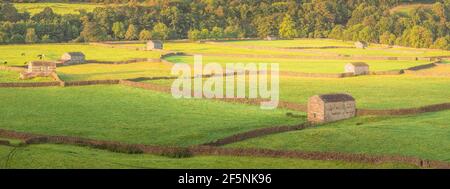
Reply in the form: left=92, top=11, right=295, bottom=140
left=14, top=3, right=103, bottom=15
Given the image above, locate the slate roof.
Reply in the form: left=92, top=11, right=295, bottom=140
left=348, top=62, right=369, bottom=67
left=29, top=61, right=56, bottom=67
left=65, top=52, right=85, bottom=57
left=318, top=93, right=355, bottom=103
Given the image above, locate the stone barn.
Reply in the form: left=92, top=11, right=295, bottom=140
left=354, top=41, right=368, bottom=49
left=20, top=61, right=56, bottom=80
left=61, top=52, right=86, bottom=65
left=307, top=93, right=356, bottom=124
left=146, top=40, right=163, bottom=50
left=266, top=36, right=278, bottom=41
left=345, top=62, right=370, bottom=75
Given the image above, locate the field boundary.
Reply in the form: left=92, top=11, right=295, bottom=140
left=0, top=128, right=448, bottom=168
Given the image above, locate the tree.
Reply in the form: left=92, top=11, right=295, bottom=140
left=407, top=26, right=433, bottom=48
left=25, top=28, right=37, bottom=43
left=379, top=32, right=396, bottom=46
left=78, top=20, right=108, bottom=42
left=188, top=29, right=201, bottom=41
left=328, top=25, right=345, bottom=40
left=432, top=37, right=449, bottom=50
left=199, top=29, right=209, bottom=39
left=279, top=14, right=297, bottom=39
left=125, top=24, right=139, bottom=40
left=139, top=29, right=152, bottom=40
left=41, top=35, right=52, bottom=43
left=10, top=34, right=24, bottom=43
left=0, top=31, right=8, bottom=43
left=112, top=22, right=126, bottom=40
left=151, top=22, right=169, bottom=40
left=210, top=27, right=224, bottom=40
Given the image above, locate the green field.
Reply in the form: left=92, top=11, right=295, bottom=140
left=0, top=85, right=301, bottom=146
left=0, top=44, right=162, bottom=66
left=144, top=74, right=450, bottom=110
left=14, top=3, right=103, bottom=15
left=227, top=110, right=450, bottom=162
left=0, top=38, right=449, bottom=168
left=0, top=70, right=53, bottom=82
left=57, top=62, right=172, bottom=81
left=0, top=144, right=417, bottom=169
left=165, top=55, right=430, bottom=73
left=120, top=40, right=450, bottom=58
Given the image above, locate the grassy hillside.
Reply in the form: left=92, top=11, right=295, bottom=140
left=57, top=62, right=172, bottom=81
left=165, top=55, right=430, bottom=73
left=0, top=44, right=161, bottom=66
left=227, top=110, right=450, bottom=162
left=144, top=75, right=450, bottom=110
left=0, top=144, right=417, bottom=169
left=0, top=85, right=301, bottom=146
left=14, top=3, right=103, bottom=15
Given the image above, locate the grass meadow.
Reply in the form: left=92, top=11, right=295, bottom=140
left=0, top=38, right=449, bottom=168
left=0, top=44, right=162, bottom=66
left=144, top=74, right=450, bottom=110
left=0, top=70, right=53, bottom=82
left=14, top=3, right=103, bottom=15
left=0, top=144, right=417, bottom=169
left=165, top=55, right=430, bottom=73
left=57, top=62, right=172, bottom=81
left=227, top=110, right=450, bottom=162
left=0, top=85, right=302, bottom=146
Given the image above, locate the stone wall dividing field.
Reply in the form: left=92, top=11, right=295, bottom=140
left=63, top=79, right=120, bottom=87
left=0, top=65, right=26, bottom=72
left=357, top=103, right=450, bottom=116
left=0, top=128, right=449, bottom=169
left=0, top=82, right=61, bottom=88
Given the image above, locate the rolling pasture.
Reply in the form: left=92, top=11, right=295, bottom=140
left=0, top=85, right=301, bottom=146
left=0, top=44, right=162, bottom=66
left=0, top=144, right=416, bottom=169
left=0, top=38, right=449, bottom=168
left=227, top=110, right=450, bottom=162
left=14, top=3, right=103, bottom=15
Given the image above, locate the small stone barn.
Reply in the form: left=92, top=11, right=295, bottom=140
left=61, top=52, right=86, bottom=65
left=345, top=62, right=370, bottom=75
left=146, top=40, right=163, bottom=50
left=266, top=36, right=278, bottom=41
left=20, top=61, right=56, bottom=79
left=354, top=41, right=368, bottom=49
left=307, top=93, right=356, bottom=124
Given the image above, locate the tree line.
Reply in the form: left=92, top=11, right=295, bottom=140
left=0, top=0, right=448, bottom=50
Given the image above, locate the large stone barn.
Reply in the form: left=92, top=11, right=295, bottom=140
left=354, top=41, right=368, bottom=49
left=146, top=40, right=163, bottom=50
left=61, top=52, right=86, bottom=65
left=20, top=61, right=56, bottom=80
left=345, top=62, right=370, bottom=75
left=307, top=93, right=356, bottom=124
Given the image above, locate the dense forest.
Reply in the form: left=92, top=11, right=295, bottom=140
left=0, top=0, right=449, bottom=50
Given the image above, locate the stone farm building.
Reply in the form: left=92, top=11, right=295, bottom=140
left=146, top=40, right=163, bottom=50
left=307, top=93, right=356, bottom=124
left=345, top=62, right=370, bottom=75
left=61, top=52, right=86, bottom=65
left=266, top=36, right=278, bottom=41
left=20, top=61, right=56, bottom=80
left=354, top=41, right=368, bottom=49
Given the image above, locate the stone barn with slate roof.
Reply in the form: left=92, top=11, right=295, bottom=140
left=345, top=62, right=370, bottom=75
left=307, top=93, right=356, bottom=124
left=20, top=61, right=56, bottom=80
left=354, top=41, right=368, bottom=49
left=146, top=40, right=163, bottom=50
left=61, top=52, right=86, bottom=65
